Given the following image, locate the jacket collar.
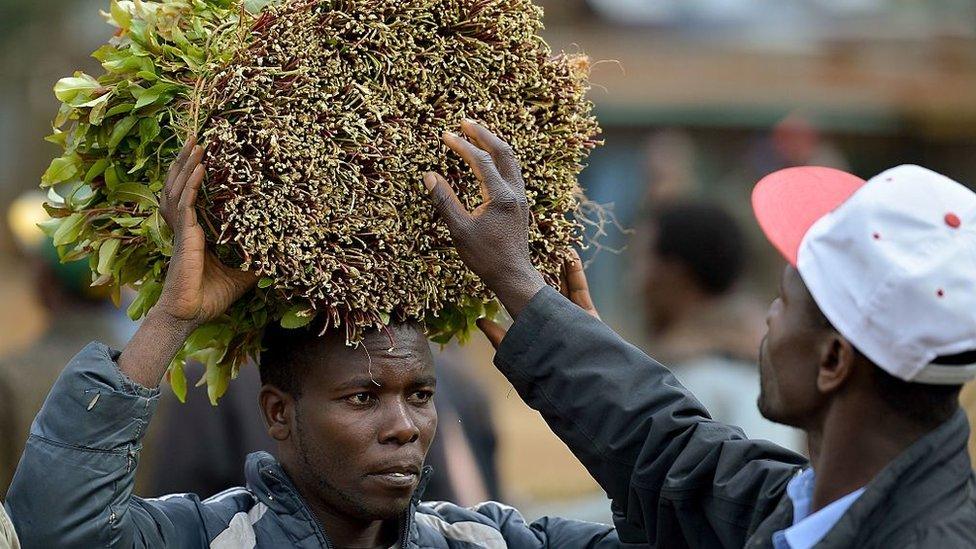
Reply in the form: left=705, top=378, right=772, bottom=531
left=244, top=451, right=433, bottom=548
left=748, top=409, right=973, bottom=548
left=815, top=409, right=973, bottom=546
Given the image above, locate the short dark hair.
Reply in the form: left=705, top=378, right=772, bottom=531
left=871, top=352, right=968, bottom=427
left=653, top=202, right=746, bottom=295
left=258, top=322, right=324, bottom=398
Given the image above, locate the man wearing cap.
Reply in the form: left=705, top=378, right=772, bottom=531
left=423, top=121, right=976, bottom=548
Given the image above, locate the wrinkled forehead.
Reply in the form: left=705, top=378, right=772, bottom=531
left=309, top=323, right=436, bottom=385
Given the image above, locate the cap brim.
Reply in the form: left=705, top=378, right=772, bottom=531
left=752, top=167, right=866, bottom=265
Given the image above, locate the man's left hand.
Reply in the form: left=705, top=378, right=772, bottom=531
left=478, top=249, right=601, bottom=350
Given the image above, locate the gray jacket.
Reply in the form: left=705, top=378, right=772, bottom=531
left=493, top=287, right=976, bottom=548
left=4, top=342, right=618, bottom=548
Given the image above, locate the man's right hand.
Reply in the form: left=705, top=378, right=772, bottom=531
left=423, top=120, right=547, bottom=318
left=118, top=137, right=255, bottom=388
left=155, top=137, right=257, bottom=327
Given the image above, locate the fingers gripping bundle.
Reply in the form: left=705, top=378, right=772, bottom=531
left=41, top=0, right=600, bottom=402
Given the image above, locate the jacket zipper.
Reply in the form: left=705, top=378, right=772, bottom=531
left=266, top=466, right=431, bottom=548
left=265, top=470, right=335, bottom=548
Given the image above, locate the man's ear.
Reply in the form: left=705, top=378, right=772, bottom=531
left=817, top=334, right=857, bottom=394
left=259, top=385, right=294, bottom=442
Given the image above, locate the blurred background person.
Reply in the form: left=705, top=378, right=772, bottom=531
left=640, top=201, right=804, bottom=453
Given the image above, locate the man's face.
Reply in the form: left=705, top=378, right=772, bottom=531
left=757, top=265, right=829, bottom=428
left=290, top=323, right=437, bottom=521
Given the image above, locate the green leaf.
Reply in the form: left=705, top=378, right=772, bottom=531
left=170, top=360, right=188, bottom=403
left=134, top=89, right=161, bottom=110
left=45, top=130, right=68, bottom=146
left=111, top=182, right=157, bottom=207
left=111, top=216, right=146, bottom=228
left=91, top=273, right=114, bottom=287
left=97, top=238, right=121, bottom=275
left=66, top=183, right=96, bottom=208
left=54, top=103, right=74, bottom=129
left=41, top=155, right=80, bottom=186
left=109, top=0, right=133, bottom=30
left=139, top=117, right=161, bottom=144
left=187, top=323, right=225, bottom=350
left=52, top=213, right=86, bottom=246
left=87, top=94, right=112, bottom=125
left=128, top=156, right=149, bottom=175
left=206, top=359, right=231, bottom=406
left=145, top=210, right=173, bottom=256
left=60, top=243, right=90, bottom=263
left=126, top=280, right=162, bottom=320
left=104, top=163, right=122, bottom=191
left=77, top=93, right=111, bottom=108
left=258, top=277, right=274, bottom=289
left=37, top=217, right=63, bottom=238
left=54, top=73, right=100, bottom=102
left=84, top=158, right=111, bottom=183
left=280, top=305, right=314, bottom=329
left=42, top=202, right=73, bottom=219
left=378, top=311, right=391, bottom=325
left=104, top=103, right=135, bottom=118
left=108, top=115, right=139, bottom=149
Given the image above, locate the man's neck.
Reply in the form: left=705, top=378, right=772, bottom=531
left=807, top=402, right=934, bottom=513
left=285, top=465, right=399, bottom=548
left=306, top=499, right=398, bottom=549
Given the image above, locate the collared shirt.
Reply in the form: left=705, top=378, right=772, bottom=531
left=772, top=468, right=865, bottom=549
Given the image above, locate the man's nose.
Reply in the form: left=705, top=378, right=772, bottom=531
left=379, top=399, right=420, bottom=445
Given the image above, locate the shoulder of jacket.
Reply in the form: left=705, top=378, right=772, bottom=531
left=413, top=502, right=516, bottom=546
left=148, top=486, right=262, bottom=525
left=880, top=508, right=976, bottom=549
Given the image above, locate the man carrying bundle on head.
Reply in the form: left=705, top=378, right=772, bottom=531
left=422, top=122, right=976, bottom=548
left=10, top=0, right=622, bottom=544
left=5, top=136, right=619, bottom=548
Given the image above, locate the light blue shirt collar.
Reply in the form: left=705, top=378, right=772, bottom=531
left=772, top=468, right=865, bottom=549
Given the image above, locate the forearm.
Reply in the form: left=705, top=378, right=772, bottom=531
left=488, top=266, right=547, bottom=320
left=495, top=287, right=713, bottom=500
left=494, top=288, right=806, bottom=544
left=118, top=310, right=197, bottom=388
left=7, top=343, right=162, bottom=547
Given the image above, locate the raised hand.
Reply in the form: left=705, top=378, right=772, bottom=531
left=155, top=136, right=257, bottom=326
left=477, top=250, right=601, bottom=349
left=423, top=120, right=547, bottom=318
left=118, top=137, right=256, bottom=388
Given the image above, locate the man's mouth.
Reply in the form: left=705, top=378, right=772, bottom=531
left=367, top=463, right=422, bottom=489
left=372, top=464, right=421, bottom=475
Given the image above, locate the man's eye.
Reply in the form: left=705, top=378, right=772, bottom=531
left=347, top=393, right=373, bottom=405
left=410, top=390, right=434, bottom=404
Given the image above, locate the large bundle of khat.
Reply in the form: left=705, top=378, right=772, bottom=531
left=41, top=0, right=601, bottom=403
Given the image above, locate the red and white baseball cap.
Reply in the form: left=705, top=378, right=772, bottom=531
left=753, top=164, right=976, bottom=385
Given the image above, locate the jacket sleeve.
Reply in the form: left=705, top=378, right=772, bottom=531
left=494, top=287, right=808, bottom=547
left=4, top=343, right=211, bottom=548
left=418, top=501, right=620, bottom=548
